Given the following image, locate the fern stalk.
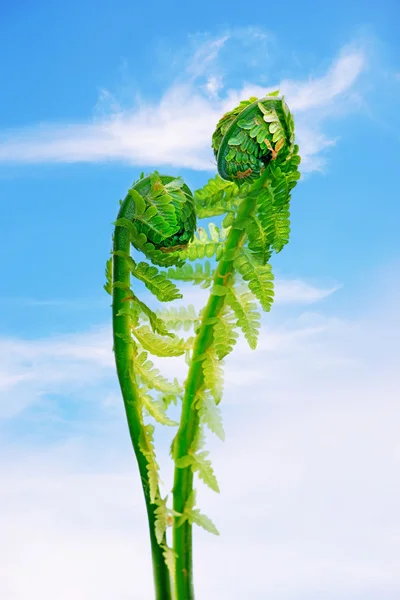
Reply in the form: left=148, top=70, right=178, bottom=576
left=172, top=194, right=256, bottom=599
left=112, top=197, right=173, bottom=600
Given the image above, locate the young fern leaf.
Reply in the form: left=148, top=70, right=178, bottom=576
left=133, top=326, right=186, bottom=357
left=176, top=451, right=220, bottom=493
left=133, top=261, right=182, bottom=302
left=226, top=287, right=261, bottom=350
left=196, top=348, right=224, bottom=405
left=116, top=294, right=171, bottom=338
left=135, top=351, right=182, bottom=395
left=177, top=491, right=219, bottom=535
left=192, top=388, right=225, bottom=441
left=104, top=257, right=113, bottom=295
left=245, top=213, right=273, bottom=265
left=211, top=305, right=239, bottom=360
left=154, top=497, right=169, bottom=546
left=140, top=389, right=178, bottom=426
left=156, top=304, right=199, bottom=333
left=180, top=223, right=229, bottom=261
left=138, top=423, right=160, bottom=504
left=234, top=248, right=274, bottom=312
left=194, top=174, right=239, bottom=219
left=167, top=262, right=213, bottom=288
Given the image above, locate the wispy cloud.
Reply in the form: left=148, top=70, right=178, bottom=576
left=0, top=34, right=366, bottom=173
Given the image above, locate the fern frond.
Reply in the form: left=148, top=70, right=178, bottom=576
left=226, top=287, right=261, bottom=349
left=138, top=423, right=160, bottom=504
left=104, top=257, right=113, bottom=295
left=116, top=294, right=171, bottom=337
left=135, top=351, right=182, bottom=395
left=167, top=261, right=213, bottom=288
left=177, top=491, right=219, bottom=535
left=133, top=326, right=186, bottom=357
left=154, top=496, right=169, bottom=545
left=211, top=305, right=239, bottom=360
left=180, top=223, right=229, bottom=261
left=192, top=388, right=225, bottom=441
left=140, top=389, right=178, bottom=426
left=192, top=451, right=220, bottom=493
left=161, top=544, right=177, bottom=580
left=176, top=450, right=220, bottom=493
left=194, top=174, right=239, bottom=218
left=197, top=349, right=224, bottom=404
left=234, top=248, right=274, bottom=312
left=133, top=261, right=182, bottom=302
left=156, top=304, right=199, bottom=333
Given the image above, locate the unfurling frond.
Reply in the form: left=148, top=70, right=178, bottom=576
left=194, top=174, right=239, bottom=218
left=140, top=389, right=178, bottom=426
left=135, top=351, right=182, bottom=395
left=167, top=261, right=213, bottom=288
left=133, top=326, right=186, bottom=357
left=138, top=423, right=160, bottom=504
left=192, top=388, right=225, bottom=441
left=198, top=349, right=224, bottom=404
left=226, top=287, right=261, bottom=349
left=132, top=261, right=182, bottom=302
left=176, top=491, right=219, bottom=535
left=156, top=304, right=199, bottom=333
left=180, top=223, right=229, bottom=261
left=116, top=294, right=171, bottom=337
left=211, top=305, right=239, bottom=360
left=176, top=450, right=220, bottom=493
left=234, top=248, right=274, bottom=312
left=104, top=257, right=113, bottom=295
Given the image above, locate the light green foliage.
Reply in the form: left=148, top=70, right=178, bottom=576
left=176, top=450, right=220, bottom=493
left=140, top=389, right=179, bottom=426
left=177, top=491, right=219, bottom=535
left=110, top=95, right=301, bottom=598
left=116, top=294, right=171, bottom=337
left=167, top=261, right=213, bottom=288
left=234, top=248, right=274, bottom=312
left=180, top=223, right=229, bottom=261
left=198, top=348, right=224, bottom=404
left=211, top=305, right=239, bottom=360
left=226, top=287, right=261, bottom=350
left=135, top=351, right=182, bottom=395
left=138, top=423, right=160, bottom=504
left=194, top=174, right=239, bottom=218
left=133, top=326, right=186, bottom=357
left=157, top=304, right=199, bottom=333
left=192, top=389, right=225, bottom=441
left=133, top=261, right=182, bottom=302
left=104, top=257, right=113, bottom=295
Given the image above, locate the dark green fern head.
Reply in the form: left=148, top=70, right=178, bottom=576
left=128, top=172, right=197, bottom=253
left=212, top=91, right=300, bottom=183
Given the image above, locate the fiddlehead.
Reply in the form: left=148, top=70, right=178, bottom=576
left=110, top=172, right=196, bottom=600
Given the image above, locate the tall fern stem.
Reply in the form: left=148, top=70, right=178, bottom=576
left=112, top=197, right=173, bottom=600
left=172, top=194, right=257, bottom=599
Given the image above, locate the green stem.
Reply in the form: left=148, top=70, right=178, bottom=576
left=172, top=194, right=256, bottom=600
left=112, top=196, right=173, bottom=600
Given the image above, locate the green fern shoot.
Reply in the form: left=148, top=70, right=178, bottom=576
left=107, top=92, right=301, bottom=600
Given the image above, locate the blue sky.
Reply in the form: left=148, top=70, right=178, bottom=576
left=1, top=2, right=400, bottom=599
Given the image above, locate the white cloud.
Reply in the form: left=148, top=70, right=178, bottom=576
left=1, top=275, right=399, bottom=599
left=0, top=35, right=366, bottom=173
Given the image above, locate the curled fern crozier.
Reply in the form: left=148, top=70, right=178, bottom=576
left=212, top=92, right=300, bottom=182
